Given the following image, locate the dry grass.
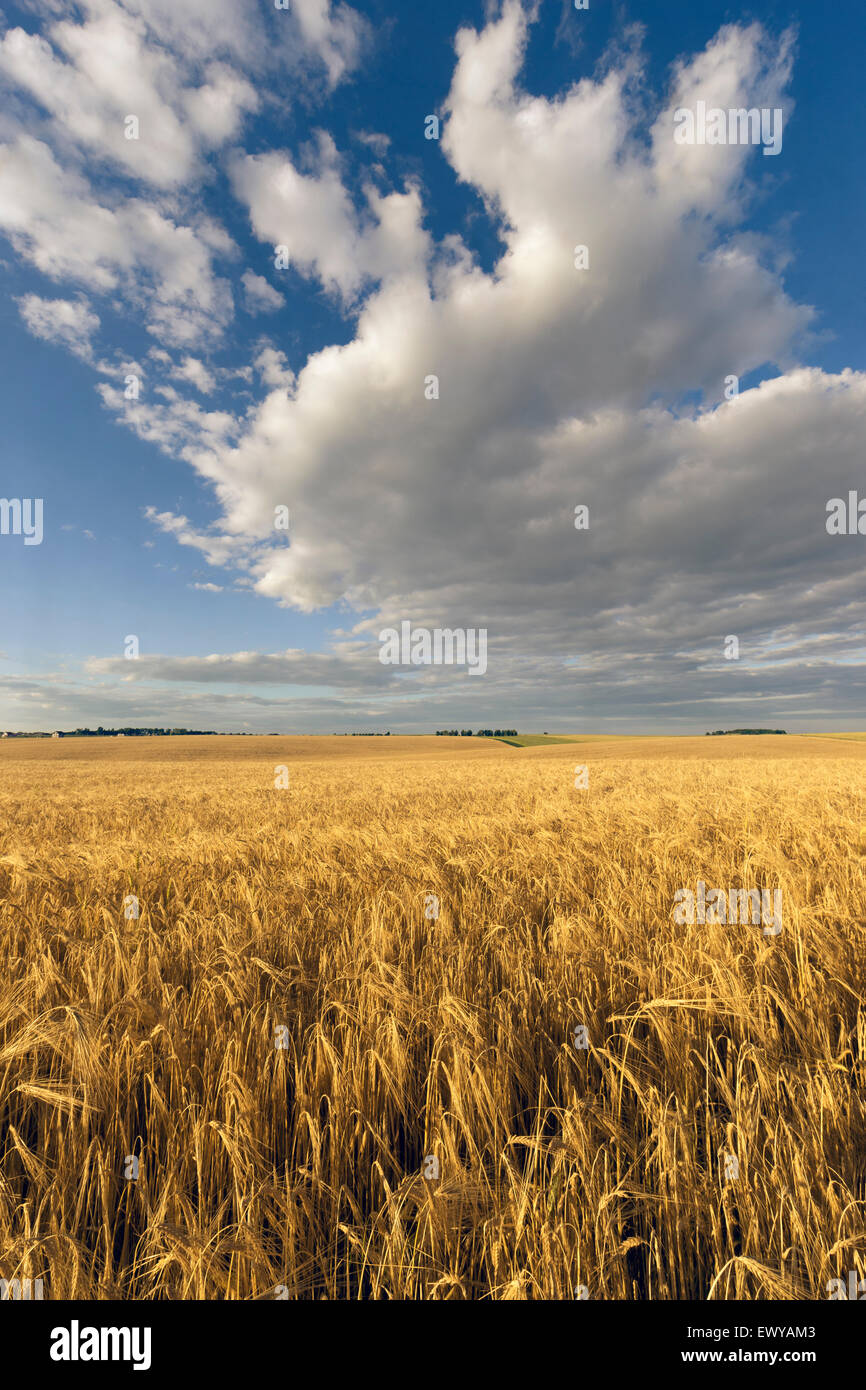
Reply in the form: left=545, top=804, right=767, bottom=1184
left=1, top=734, right=865, bottom=1300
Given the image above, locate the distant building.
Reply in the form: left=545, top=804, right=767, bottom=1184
left=52, top=731, right=64, bottom=739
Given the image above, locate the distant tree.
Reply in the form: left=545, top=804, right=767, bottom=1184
left=708, top=728, right=787, bottom=736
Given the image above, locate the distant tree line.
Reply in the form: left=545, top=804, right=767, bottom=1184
left=705, top=729, right=787, bottom=736
left=4, top=728, right=397, bottom=738
left=73, top=727, right=220, bottom=736
left=1, top=727, right=226, bottom=738
left=436, top=729, right=518, bottom=737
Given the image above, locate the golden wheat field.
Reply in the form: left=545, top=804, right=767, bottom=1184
left=1, top=733, right=865, bottom=1300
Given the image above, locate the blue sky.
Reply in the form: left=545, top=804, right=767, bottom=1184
left=1, top=0, right=864, bottom=732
